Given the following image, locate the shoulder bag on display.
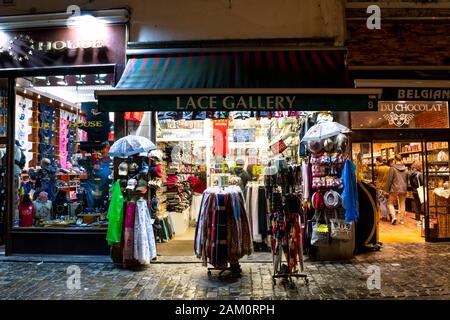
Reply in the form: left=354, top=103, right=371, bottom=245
left=310, top=210, right=330, bottom=247
left=416, top=175, right=427, bottom=204
left=330, top=210, right=353, bottom=241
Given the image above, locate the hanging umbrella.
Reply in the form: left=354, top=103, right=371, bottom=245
left=107, top=135, right=156, bottom=158
left=301, top=121, right=351, bottom=142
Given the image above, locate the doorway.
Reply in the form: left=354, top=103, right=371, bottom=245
left=353, top=141, right=425, bottom=243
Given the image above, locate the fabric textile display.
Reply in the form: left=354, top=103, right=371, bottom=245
left=194, top=186, right=253, bottom=268
left=341, top=160, right=359, bottom=223
left=123, top=201, right=136, bottom=263
left=134, top=198, right=157, bottom=265
left=245, top=182, right=268, bottom=243
left=106, top=180, right=124, bottom=246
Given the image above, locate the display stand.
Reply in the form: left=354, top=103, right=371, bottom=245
left=272, top=215, right=308, bottom=288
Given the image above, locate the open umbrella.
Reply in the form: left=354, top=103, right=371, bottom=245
left=107, top=135, right=156, bottom=158
left=301, top=121, right=351, bottom=142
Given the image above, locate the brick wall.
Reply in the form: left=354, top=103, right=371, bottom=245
left=346, top=7, right=450, bottom=66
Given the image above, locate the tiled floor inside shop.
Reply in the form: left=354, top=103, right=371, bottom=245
left=379, top=212, right=424, bottom=243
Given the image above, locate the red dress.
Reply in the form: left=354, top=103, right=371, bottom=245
left=18, top=202, right=35, bottom=227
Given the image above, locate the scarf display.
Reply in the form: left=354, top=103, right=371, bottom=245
left=194, top=186, right=253, bottom=268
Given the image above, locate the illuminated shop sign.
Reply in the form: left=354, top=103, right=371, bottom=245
left=383, top=88, right=450, bottom=101
left=0, top=25, right=126, bottom=69
left=351, top=101, right=449, bottom=129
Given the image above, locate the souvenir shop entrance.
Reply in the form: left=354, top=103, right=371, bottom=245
left=96, top=48, right=383, bottom=267
left=0, top=12, right=128, bottom=256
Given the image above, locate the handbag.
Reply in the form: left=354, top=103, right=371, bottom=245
left=330, top=210, right=353, bottom=241
left=416, top=175, right=427, bottom=204
left=310, top=210, right=330, bottom=247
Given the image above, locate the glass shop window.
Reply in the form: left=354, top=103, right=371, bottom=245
left=0, top=79, right=7, bottom=137
left=13, top=74, right=115, bottom=229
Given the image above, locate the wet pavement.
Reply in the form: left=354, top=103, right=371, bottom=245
left=0, top=242, right=449, bottom=300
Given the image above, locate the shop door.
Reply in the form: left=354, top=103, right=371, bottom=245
left=424, top=141, right=450, bottom=241
left=0, top=78, right=8, bottom=247
left=353, top=141, right=426, bottom=243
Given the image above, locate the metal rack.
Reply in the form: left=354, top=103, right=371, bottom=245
left=271, top=210, right=308, bottom=288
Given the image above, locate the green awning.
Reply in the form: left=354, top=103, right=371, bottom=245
left=97, top=50, right=380, bottom=112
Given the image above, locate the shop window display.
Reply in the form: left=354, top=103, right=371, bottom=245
left=13, top=75, right=115, bottom=229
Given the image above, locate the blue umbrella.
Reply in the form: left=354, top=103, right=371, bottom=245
left=108, top=135, right=156, bottom=158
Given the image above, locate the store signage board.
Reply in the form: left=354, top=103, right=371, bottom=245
left=383, top=88, right=450, bottom=101
left=98, top=93, right=378, bottom=112
left=0, top=25, right=126, bottom=69
left=351, top=101, right=449, bottom=129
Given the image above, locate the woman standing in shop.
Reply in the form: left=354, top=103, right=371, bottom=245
left=384, top=154, right=410, bottom=225
left=409, top=160, right=424, bottom=225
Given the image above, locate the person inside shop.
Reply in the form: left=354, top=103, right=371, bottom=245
left=18, top=193, right=35, bottom=227
left=232, top=159, right=251, bottom=193
left=375, top=157, right=390, bottom=221
left=33, top=191, right=53, bottom=224
left=384, top=154, right=409, bottom=225
left=409, top=160, right=424, bottom=225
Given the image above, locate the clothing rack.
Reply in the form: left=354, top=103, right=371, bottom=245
left=195, top=186, right=253, bottom=278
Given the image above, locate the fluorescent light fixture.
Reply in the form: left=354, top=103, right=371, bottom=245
left=0, top=9, right=129, bottom=30
left=56, top=76, right=68, bottom=86
left=95, top=74, right=106, bottom=84
left=76, top=75, right=86, bottom=85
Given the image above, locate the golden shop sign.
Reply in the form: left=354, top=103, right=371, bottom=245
left=37, top=39, right=106, bottom=51
left=176, top=95, right=297, bottom=110
left=379, top=101, right=446, bottom=112
left=351, top=101, right=449, bottom=129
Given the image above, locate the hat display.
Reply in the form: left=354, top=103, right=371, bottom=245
left=335, top=133, right=348, bottom=152
left=166, top=174, right=178, bottom=184
left=126, top=178, right=138, bottom=190
left=140, top=162, right=149, bottom=175
left=118, top=162, right=128, bottom=176
left=311, top=191, right=324, bottom=210
left=323, top=138, right=335, bottom=152
left=129, top=162, right=139, bottom=174
left=136, top=179, right=148, bottom=194
left=149, top=149, right=163, bottom=161
left=149, top=165, right=163, bottom=178
left=307, top=140, right=322, bottom=154
left=324, top=190, right=341, bottom=209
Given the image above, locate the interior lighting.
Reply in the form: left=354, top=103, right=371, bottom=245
left=49, top=99, right=53, bottom=103
left=76, top=75, right=86, bottom=85
left=56, top=76, right=68, bottom=86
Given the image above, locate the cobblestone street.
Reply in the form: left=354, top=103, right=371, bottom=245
left=0, top=242, right=449, bottom=300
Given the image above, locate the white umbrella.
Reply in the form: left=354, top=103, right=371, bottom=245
left=108, top=135, right=156, bottom=158
left=301, top=121, right=351, bottom=142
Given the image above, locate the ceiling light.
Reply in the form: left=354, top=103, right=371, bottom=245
left=61, top=103, right=64, bottom=107
left=49, top=99, right=53, bottom=103
left=95, top=74, right=106, bottom=84
left=37, top=94, right=41, bottom=99
left=23, top=89, right=27, bottom=94
left=76, top=75, right=86, bottom=85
